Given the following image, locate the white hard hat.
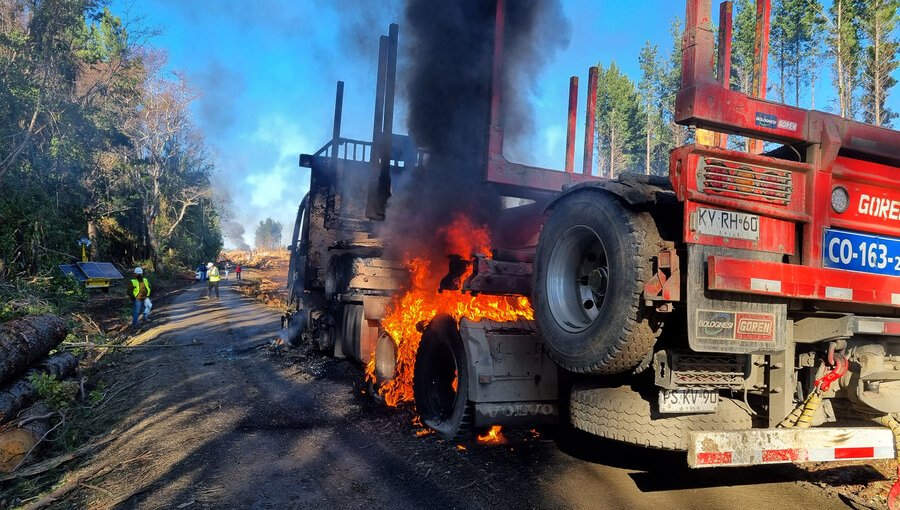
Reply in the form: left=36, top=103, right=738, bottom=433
left=134, top=267, right=143, bottom=275
left=207, top=262, right=214, bottom=268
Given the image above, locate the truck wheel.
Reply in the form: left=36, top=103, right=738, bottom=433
left=337, top=304, right=363, bottom=360
left=337, top=304, right=378, bottom=363
left=570, top=385, right=753, bottom=451
left=413, top=315, right=475, bottom=441
left=534, top=191, right=661, bottom=374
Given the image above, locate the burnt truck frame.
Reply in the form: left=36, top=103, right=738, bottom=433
left=288, top=0, right=900, bottom=470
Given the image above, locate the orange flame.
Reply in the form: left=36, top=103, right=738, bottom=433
left=366, top=214, right=533, bottom=408
left=477, top=425, right=506, bottom=444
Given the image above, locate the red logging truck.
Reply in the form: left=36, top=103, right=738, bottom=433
left=286, top=0, right=900, bottom=480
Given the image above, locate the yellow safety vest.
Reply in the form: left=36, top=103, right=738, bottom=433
left=208, top=267, right=220, bottom=282
left=130, top=278, right=151, bottom=298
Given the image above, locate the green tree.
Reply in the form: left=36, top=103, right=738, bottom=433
left=860, top=0, right=899, bottom=126
left=731, top=0, right=758, bottom=97
left=254, top=218, right=283, bottom=251
left=595, top=61, right=643, bottom=178
left=826, top=0, right=866, bottom=118
left=0, top=1, right=222, bottom=279
left=770, top=0, right=823, bottom=106
left=660, top=17, right=690, bottom=149
left=638, top=41, right=668, bottom=175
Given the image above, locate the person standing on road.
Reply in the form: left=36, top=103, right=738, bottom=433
left=235, top=264, right=242, bottom=281
left=129, top=267, right=151, bottom=328
left=198, top=263, right=207, bottom=282
left=206, top=262, right=220, bottom=299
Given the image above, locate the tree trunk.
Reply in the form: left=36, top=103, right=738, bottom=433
left=874, top=13, right=882, bottom=126
left=836, top=0, right=848, bottom=117
left=0, top=352, right=79, bottom=425
left=0, top=403, right=52, bottom=473
left=87, top=219, right=99, bottom=261
left=645, top=109, right=651, bottom=175
left=0, top=315, right=67, bottom=387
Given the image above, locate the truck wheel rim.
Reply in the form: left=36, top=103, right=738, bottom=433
left=546, top=225, right=608, bottom=334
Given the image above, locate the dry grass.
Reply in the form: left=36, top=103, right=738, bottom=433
left=225, top=250, right=289, bottom=310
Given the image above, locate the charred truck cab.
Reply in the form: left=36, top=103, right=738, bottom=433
left=288, top=26, right=413, bottom=366
left=288, top=0, right=900, bottom=474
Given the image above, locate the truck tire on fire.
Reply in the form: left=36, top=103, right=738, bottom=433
left=413, top=316, right=476, bottom=441
left=534, top=191, right=662, bottom=374
left=570, top=386, right=753, bottom=450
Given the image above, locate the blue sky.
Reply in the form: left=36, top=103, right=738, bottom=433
left=114, top=1, right=898, bottom=249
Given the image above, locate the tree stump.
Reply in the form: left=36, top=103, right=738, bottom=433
left=0, top=403, right=52, bottom=473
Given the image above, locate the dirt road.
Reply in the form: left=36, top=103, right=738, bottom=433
left=71, top=272, right=869, bottom=509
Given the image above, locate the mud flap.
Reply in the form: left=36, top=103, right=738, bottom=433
left=687, top=245, right=787, bottom=354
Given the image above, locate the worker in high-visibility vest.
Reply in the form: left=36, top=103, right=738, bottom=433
left=206, top=262, right=220, bottom=299
left=129, top=267, right=152, bottom=328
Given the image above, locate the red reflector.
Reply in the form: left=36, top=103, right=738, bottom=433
left=835, top=447, right=875, bottom=459
left=697, top=451, right=733, bottom=465
left=884, top=322, right=900, bottom=335
left=762, top=448, right=806, bottom=462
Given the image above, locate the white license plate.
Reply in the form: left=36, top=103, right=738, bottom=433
left=695, top=207, right=760, bottom=241
left=659, top=388, right=719, bottom=414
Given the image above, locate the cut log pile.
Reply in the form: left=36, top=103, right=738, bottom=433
left=0, top=315, right=77, bottom=473
left=0, top=315, right=67, bottom=386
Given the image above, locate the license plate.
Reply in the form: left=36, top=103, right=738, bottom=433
left=695, top=207, right=760, bottom=241
left=659, top=388, right=719, bottom=414
left=823, top=228, right=900, bottom=277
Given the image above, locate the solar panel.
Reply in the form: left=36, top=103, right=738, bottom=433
left=58, top=264, right=87, bottom=281
left=77, top=262, right=124, bottom=280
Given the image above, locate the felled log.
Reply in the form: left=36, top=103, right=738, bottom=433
left=0, top=352, right=78, bottom=425
left=0, top=315, right=67, bottom=387
left=0, top=403, right=52, bottom=473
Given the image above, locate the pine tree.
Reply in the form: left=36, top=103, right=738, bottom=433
left=638, top=41, right=668, bottom=175
left=595, top=62, right=642, bottom=178
left=254, top=218, right=283, bottom=251
left=660, top=17, right=690, bottom=149
left=826, top=0, right=866, bottom=118
left=860, top=0, right=899, bottom=126
left=731, top=0, right=758, bottom=96
left=770, top=0, right=823, bottom=106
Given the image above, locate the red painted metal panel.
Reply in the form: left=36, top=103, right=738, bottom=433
left=671, top=145, right=811, bottom=221
left=583, top=66, right=598, bottom=176
left=715, top=2, right=733, bottom=149
left=834, top=447, right=875, bottom=460
left=762, top=448, right=807, bottom=463
left=696, top=451, right=733, bottom=465
left=678, top=83, right=808, bottom=143
left=565, top=76, right=578, bottom=174
left=831, top=157, right=900, bottom=239
left=484, top=0, right=601, bottom=195
left=685, top=201, right=796, bottom=255
left=708, top=256, right=900, bottom=307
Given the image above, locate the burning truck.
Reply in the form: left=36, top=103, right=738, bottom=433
left=286, top=0, right=900, bottom=475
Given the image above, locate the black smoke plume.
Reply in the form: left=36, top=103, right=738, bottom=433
left=223, top=219, right=251, bottom=251
left=383, top=0, right=570, bottom=265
